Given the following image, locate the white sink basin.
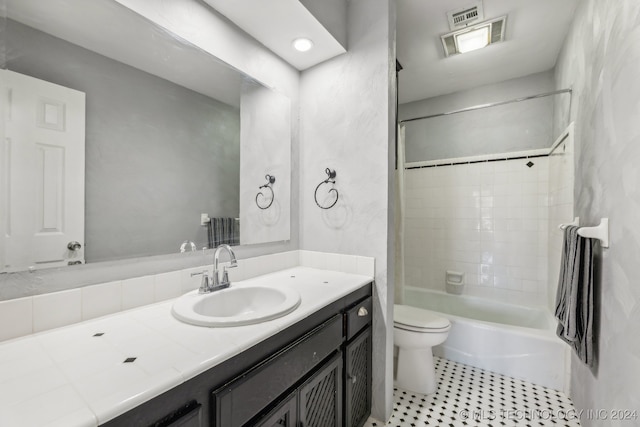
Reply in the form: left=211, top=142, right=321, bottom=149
left=172, top=285, right=301, bottom=327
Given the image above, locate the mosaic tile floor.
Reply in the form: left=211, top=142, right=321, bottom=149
left=365, top=357, right=581, bottom=427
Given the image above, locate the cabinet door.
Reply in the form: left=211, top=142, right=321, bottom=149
left=254, top=393, right=297, bottom=427
left=344, top=328, right=371, bottom=427
left=299, top=352, right=343, bottom=427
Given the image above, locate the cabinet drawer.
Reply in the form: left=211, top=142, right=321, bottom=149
left=345, top=297, right=372, bottom=341
left=213, top=315, right=343, bottom=427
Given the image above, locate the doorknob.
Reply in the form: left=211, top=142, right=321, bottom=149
left=67, top=241, right=82, bottom=251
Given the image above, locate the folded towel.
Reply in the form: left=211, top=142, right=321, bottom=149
left=554, top=225, right=595, bottom=367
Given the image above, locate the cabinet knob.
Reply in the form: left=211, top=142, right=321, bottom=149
left=357, top=307, right=368, bottom=317
left=348, top=374, right=357, bottom=384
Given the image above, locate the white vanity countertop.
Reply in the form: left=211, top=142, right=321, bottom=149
left=0, top=267, right=372, bottom=427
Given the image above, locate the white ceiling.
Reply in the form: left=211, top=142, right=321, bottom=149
left=202, top=0, right=347, bottom=71
left=8, top=0, right=580, bottom=108
left=7, top=0, right=244, bottom=107
left=397, top=0, right=579, bottom=104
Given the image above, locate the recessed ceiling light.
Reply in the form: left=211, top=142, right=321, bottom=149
left=292, top=37, right=314, bottom=52
left=456, top=26, right=489, bottom=53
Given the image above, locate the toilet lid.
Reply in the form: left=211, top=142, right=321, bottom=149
left=394, top=304, right=450, bottom=330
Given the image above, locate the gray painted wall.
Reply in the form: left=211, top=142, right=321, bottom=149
left=300, top=0, right=395, bottom=420
left=554, top=0, right=640, bottom=424
left=7, top=20, right=240, bottom=262
left=399, top=71, right=566, bottom=161
left=240, top=81, right=291, bottom=244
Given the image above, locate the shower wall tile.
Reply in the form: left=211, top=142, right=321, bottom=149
left=547, top=127, right=575, bottom=312
left=404, top=157, right=549, bottom=307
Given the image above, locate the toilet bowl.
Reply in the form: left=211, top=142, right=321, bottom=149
left=394, top=304, right=451, bottom=395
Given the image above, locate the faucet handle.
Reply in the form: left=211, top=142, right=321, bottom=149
left=198, top=273, right=210, bottom=294
left=190, top=270, right=208, bottom=277
left=221, top=268, right=230, bottom=285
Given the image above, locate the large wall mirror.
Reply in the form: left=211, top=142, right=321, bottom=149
left=0, top=0, right=292, bottom=273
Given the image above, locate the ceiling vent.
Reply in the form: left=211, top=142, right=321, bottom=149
left=446, top=2, right=484, bottom=30
left=440, top=15, right=507, bottom=57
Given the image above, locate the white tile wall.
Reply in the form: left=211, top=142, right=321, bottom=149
left=0, top=250, right=374, bottom=343
left=298, top=250, right=375, bottom=277
left=154, top=271, right=183, bottom=302
left=81, top=281, right=122, bottom=321
left=404, top=157, right=549, bottom=307
left=547, top=128, right=575, bottom=311
left=0, top=297, right=33, bottom=342
left=122, top=276, right=156, bottom=310
left=33, top=289, right=82, bottom=333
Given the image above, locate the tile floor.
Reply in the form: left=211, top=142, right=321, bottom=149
left=365, top=357, right=581, bottom=427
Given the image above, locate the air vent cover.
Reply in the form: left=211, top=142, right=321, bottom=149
left=447, top=2, right=484, bottom=30
left=441, top=15, right=507, bottom=57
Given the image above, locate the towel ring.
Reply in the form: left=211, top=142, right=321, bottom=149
left=256, top=174, right=276, bottom=210
left=314, top=168, right=338, bottom=209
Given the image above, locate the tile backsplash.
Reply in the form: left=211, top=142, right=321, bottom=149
left=403, top=157, right=550, bottom=307
left=0, top=250, right=374, bottom=342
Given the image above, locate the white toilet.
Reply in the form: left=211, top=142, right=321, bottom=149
left=394, top=304, right=451, bottom=395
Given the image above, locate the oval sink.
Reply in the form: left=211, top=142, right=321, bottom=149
left=172, top=285, right=301, bottom=327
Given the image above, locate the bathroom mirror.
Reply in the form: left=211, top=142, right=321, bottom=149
left=0, top=0, right=291, bottom=272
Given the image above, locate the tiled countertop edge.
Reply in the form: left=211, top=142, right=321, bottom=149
left=0, top=250, right=375, bottom=342
left=0, top=267, right=374, bottom=426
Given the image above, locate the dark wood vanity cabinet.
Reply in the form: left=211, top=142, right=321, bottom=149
left=253, top=351, right=344, bottom=427
left=343, top=296, right=372, bottom=427
left=102, top=283, right=372, bottom=427
left=298, top=352, right=343, bottom=427
left=214, top=293, right=371, bottom=427
left=344, top=327, right=372, bottom=427
left=253, top=393, right=297, bottom=427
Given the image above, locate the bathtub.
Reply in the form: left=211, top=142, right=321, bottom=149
left=403, top=287, right=570, bottom=392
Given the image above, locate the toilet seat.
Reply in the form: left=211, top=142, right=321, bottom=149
left=394, top=304, right=450, bottom=332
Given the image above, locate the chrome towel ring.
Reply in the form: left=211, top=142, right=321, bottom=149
left=256, top=174, right=276, bottom=210
left=314, top=168, right=338, bottom=210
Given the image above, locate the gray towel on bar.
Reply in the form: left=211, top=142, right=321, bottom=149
left=554, top=225, right=595, bottom=367
left=208, top=217, right=240, bottom=248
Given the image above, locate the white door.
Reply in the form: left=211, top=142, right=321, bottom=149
left=2, top=70, right=86, bottom=272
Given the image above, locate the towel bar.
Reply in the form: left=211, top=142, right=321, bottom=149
left=558, top=217, right=580, bottom=230
left=577, top=218, right=609, bottom=248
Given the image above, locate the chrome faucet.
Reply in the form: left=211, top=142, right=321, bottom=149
left=198, top=244, right=238, bottom=294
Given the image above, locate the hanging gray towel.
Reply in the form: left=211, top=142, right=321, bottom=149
left=554, top=225, right=595, bottom=367
left=208, top=218, right=240, bottom=248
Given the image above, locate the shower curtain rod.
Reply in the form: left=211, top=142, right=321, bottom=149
left=399, top=88, right=572, bottom=124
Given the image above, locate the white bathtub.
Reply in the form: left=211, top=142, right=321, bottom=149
left=403, top=287, right=570, bottom=392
